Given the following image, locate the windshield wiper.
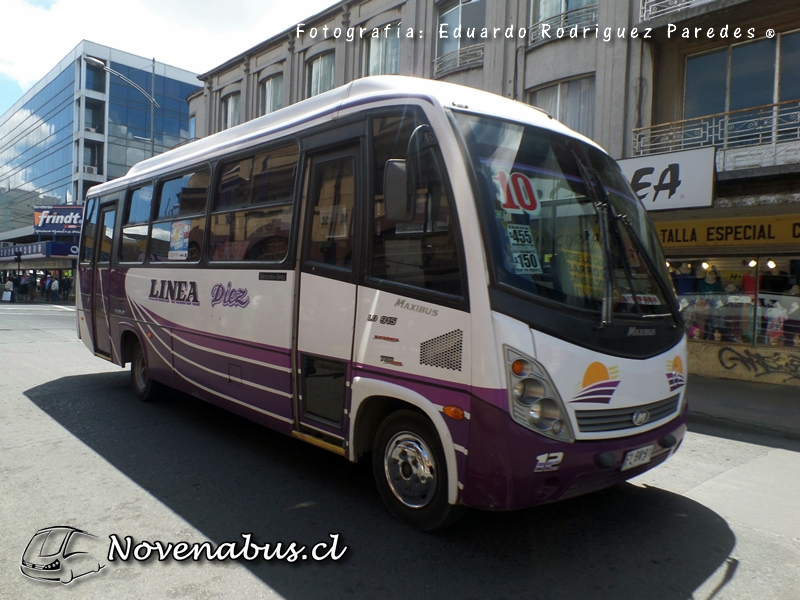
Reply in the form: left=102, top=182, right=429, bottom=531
left=570, top=149, right=615, bottom=329
left=614, top=211, right=682, bottom=327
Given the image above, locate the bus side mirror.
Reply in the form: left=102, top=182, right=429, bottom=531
left=383, top=159, right=415, bottom=222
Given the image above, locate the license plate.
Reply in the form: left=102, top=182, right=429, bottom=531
left=621, top=445, right=653, bottom=471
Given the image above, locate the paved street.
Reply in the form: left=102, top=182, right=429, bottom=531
left=1, top=303, right=799, bottom=599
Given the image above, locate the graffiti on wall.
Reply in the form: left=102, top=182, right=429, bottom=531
left=718, top=347, right=800, bottom=382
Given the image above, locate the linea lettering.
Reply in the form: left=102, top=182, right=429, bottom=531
left=148, top=279, right=200, bottom=305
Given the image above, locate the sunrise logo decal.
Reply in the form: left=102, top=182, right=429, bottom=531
left=666, top=356, right=686, bottom=392
left=570, top=362, right=620, bottom=404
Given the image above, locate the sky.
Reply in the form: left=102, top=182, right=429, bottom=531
left=0, top=0, right=338, bottom=115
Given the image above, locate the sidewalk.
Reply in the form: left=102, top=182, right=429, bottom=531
left=687, top=374, right=800, bottom=440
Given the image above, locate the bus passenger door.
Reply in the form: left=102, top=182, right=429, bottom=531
left=295, top=147, right=360, bottom=453
left=92, top=204, right=117, bottom=357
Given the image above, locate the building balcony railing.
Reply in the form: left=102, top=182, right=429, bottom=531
left=639, top=0, right=716, bottom=22
left=528, top=5, right=599, bottom=47
left=632, top=99, right=800, bottom=170
left=433, top=43, right=484, bottom=79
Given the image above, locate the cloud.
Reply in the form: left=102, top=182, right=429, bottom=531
left=1, top=0, right=337, bottom=94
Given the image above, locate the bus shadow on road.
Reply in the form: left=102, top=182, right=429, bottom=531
left=26, top=372, right=735, bottom=600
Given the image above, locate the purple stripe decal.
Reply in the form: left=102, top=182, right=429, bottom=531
left=570, top=380, right=620, bottom=404
left=132, top=298, right=292, bottom=366
left=129, top=299, right=294, bottom=423
left=352, top=364, right=475, bottom=449
left=172, top=340, right=292, bottom=397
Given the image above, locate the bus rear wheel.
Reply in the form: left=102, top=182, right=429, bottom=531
left=372, top=410, right=465, bottom=531
left=130, top=341, right=164, bottom=402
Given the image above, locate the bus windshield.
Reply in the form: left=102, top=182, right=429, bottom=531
left=451, top=111, right=675, bottom=319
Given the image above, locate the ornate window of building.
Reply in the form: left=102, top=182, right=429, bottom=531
left=434, top=0, right=485, bottom=78
left=530, top=0, right=598, bottom=45
left=259, top=74, right=284, bottom=116
left=679, top=31, right=800, bottom=150
left=636, top=31, right=800, bottom=156
left=364, top=23, right=401, bottom=76
left=220, top=92, right=241, bottom=130
left=529, top=76, right=595, bottom=139
left=306, top=53, right=335, bottom=98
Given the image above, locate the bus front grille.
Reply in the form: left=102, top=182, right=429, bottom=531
left=574, top=394, right=680, bottom=433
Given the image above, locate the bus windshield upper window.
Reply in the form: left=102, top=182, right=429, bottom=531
left=451, top=112, right=673, bottom=317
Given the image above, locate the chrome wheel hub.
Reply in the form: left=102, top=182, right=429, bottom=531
left=384, top=432, right=437, bottom=508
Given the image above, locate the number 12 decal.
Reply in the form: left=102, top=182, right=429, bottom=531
left=535, top=452, right=564, bottom=472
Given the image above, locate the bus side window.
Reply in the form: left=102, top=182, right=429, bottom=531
left=209, top=143, right=298, bottom=263
left=79, top=197, right=99, bottom=264
left=370, top=113, right=464, bottom=297
left=120, top=184, right=153, bottom=263
left=149, top=169, right=210, bottom=263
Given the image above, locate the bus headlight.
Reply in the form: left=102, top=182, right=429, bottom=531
left=506, top=347, right=574, bottom=443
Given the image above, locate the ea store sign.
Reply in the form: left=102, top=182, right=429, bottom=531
left=33, top=205, right=83, bottom=234
left=617, top=147, right=715, bottom=211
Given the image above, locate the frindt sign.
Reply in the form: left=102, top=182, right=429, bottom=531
left=617, top=147, right=715, bottom=211
left=33, top=205, right=84, bottom=234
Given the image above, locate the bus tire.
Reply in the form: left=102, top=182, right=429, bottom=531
left=130, top=341, right=164, bottom=402
left=372, top=410, right=465, bottom=531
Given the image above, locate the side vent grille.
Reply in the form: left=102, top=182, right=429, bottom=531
left=420, top=330, right=463, bottom=371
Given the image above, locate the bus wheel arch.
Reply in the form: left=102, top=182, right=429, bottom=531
left=349, top=378, right=463, bottom=519
left=371, top=409, right=466, bottom=530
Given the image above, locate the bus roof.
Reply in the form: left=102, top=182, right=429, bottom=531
left=87, top=75, right=595, bottom=197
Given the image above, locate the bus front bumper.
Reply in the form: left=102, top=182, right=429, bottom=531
left=461, top=399, right=688, bottom=511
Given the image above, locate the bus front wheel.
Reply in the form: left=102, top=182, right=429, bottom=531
left=372, top=410, right=465, bottom=531
left=130, top=341, right=164, bottom=402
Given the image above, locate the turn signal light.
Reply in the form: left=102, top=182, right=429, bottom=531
left=443, top=406, right=465, bottom=421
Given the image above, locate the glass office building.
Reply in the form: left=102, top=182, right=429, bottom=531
left=0, top=41, right=200, bottom=252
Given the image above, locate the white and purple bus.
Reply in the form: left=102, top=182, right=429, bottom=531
left=77, top=76, right=687, bottom=530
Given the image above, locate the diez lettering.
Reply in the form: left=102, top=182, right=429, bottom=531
left=211, top=282, right=250, bottom=308
left=494, top=170, right=539, bottom=214
left=148, top=279, right=200, bottom=305
left=394, top=298, right=439, bottom=317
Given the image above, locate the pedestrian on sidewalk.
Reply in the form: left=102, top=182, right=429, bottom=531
left=12, top=273, right=21, bottom=303
left=61, top=277, right=71, bottom=301
left=26, top=273, right=36, bottom=302
left=50, top=277, right=59, bottom=302
left=3, top=277, right=13, bottom=302
left=19, top=274, right=29, bottom=302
